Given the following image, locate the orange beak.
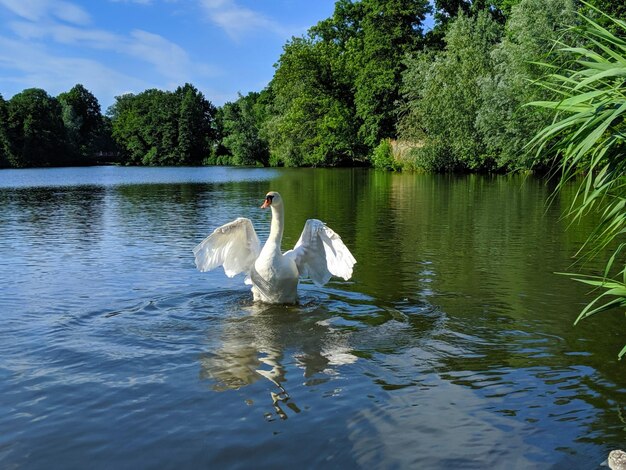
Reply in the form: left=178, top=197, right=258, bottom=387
left=261, top=198, right=271, bottom=209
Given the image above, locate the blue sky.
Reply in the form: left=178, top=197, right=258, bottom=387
left=0, top=0, right=338, bottom=111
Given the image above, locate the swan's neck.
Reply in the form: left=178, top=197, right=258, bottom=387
left=268, top=204, right=284, bottom=247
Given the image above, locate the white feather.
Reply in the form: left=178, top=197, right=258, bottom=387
left=285, top=219, right=356, bottom=286
left=193, top=217, right=260, bottom=277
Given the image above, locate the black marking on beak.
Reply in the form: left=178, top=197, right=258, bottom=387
left=261, top=194, right=274, bottom=209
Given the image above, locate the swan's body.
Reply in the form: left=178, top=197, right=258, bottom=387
left=193, top=191, right=356, bottom=304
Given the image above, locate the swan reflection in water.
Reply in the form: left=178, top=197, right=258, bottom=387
left=198, top=298, right=357, bottom=420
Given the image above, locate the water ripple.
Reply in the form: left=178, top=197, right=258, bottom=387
left=1, top=168, right=624, bottom=469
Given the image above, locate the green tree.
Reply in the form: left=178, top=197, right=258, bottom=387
left=265, top=0, right=431, bottom=166
left=221, top=91, right=270, bottom=166
left=353, top=0, right=431, bottom=149
left=0, top=94, right=10, bottom=168
left=476, top=0, right=577, bottom=170
left=6, top=88, right=66, bottom=167
left=175, top=83, right=217, bottom=165
left=58, top=84, right=104, bottom=163
left=426, top=0, right=509, bottom=49
left=108, top=90, right=157, bottom=165
left=108, top=92, right=146, bottom=165
left=209, top=106, right=232, bottom=165
left=399, top=11, right=502, bottom=171
left=108, top=84, right=216, bottom=166
left=266, top=36, right=361, bottom=166
left=144, top=90, right=178, bottom=165
left=433, top=0, right=507, bottom=23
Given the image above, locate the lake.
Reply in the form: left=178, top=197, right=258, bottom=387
left=0, top=166, right=624, bottom=469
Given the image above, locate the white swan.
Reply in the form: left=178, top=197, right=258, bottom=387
left=193, top=191, right=356, bottom=304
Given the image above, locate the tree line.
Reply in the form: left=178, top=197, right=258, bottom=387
left=0, top=0, right=623, bottom=171
left=213, top=0, right=624, bottom=172
left=0, top=83, right=216, bottom=168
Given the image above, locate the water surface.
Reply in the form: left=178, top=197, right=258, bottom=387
left=1, top=166, right=624, bottom=469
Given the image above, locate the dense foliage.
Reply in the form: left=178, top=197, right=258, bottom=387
left=476, top=0, right=577, bottom=170
left=108, top=84, right=216, bottom=166
left=4, top=88, right=67, bottom=168
left=212, top=91, right=271, bottom=166
left=0, top=0, right=624, bottom=170
left=399, top=11, right=504, bottom=171
left=0, top=83, right=217, bottom=168
left=240, top=0, right=619, bottom=171
left=58, top=84, right=107, bottom=162
left=264, top=34, right=363, bottom=166
left=259, top=0, right=433, bottom=167
left=0, top=94, right=10, bottom=168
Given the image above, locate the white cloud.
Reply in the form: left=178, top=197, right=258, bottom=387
left=0, top=0, right=223, bottom=106
left=127, top=29, right=195, bottom=83
left=0, top=35, right=151, bottom=106
left=109, top=0, right=153, bottom=4
left=0, top=0, right=91, bottom=24
left=0, top=0, right=52, bottom=22
left=3, top=3, right=220, bottom=85
left=10, top=21, right=120, bottom=46
left=9, top=20, right=198, bottom=79
left=7, top=22, right=198, bottom=82
left=52, top=1, right=91, bottom=24
left=199, top=0, right=286, bottom=40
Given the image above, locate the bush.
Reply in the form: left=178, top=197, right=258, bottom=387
left=371, top=139, right=400, bottom=171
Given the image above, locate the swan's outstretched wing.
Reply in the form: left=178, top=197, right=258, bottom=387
left=285, top=219, right=356, bottom=286
left=193, top=217, right=261, bottom=277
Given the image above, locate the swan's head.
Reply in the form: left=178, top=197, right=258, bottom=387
left=261, top=191, right=281, bottom=209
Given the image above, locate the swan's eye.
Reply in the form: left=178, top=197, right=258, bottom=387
left=266, top=195, right=274, bottom=203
